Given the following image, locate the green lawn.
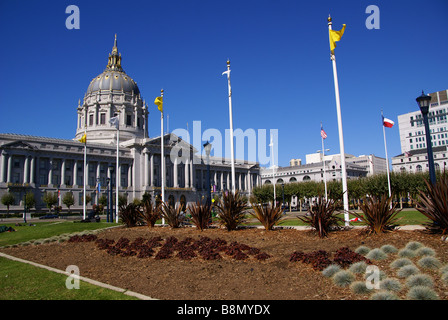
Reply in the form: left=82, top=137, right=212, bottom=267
left=0, top=221, right=119, bottom=247
left=0, top=257, right=137, bottom=300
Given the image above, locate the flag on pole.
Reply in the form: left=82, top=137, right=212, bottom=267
left=383, top=117, right=394, bottom=128
left=109, top=116, right=119, bottom=129
left=321, top=126, right=328, bottom=139
left=78, top=133, right=86, bottom=143
left=154, top=96, right=163, bottom=112
left=329, top=24, right=346, bottom=54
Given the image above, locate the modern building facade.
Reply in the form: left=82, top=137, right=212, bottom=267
left=0, top=37, right=260, bottom=214
left=392, top=89, right=448, bottom=173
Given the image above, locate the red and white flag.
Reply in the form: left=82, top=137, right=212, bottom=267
left=383, top=117, right=394, bottom=128
left=321, top=125, right=327, bottom=139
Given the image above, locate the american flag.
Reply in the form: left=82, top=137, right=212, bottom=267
left=321, top=127, right=327, bottom=139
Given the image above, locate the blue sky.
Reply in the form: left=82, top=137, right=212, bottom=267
left=0, top=0, right=447, bottom=168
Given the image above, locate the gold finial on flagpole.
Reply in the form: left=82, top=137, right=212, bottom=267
left=327, top=15, right=332, bottom=23
left=161, top=89, right=164, bottom=97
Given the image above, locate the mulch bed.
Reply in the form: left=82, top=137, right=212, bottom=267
left=1, top=226, right=448, bottom=300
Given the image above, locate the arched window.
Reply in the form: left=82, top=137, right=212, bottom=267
left=264, top=180, right=271, bottom=184
left=277, top=178, right=284, bottom=184
left=416, top=165, right=422, bottom=172
left=303, top=176, right=311, bottom=181
left=289, top=177, right=297, bottom=182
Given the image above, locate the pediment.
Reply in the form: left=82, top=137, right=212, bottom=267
left=1, top=140, right=37, bottom=151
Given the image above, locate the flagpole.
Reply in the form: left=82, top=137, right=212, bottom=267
left=382, top=110, right=392, bottom=198
left=83, top=127, right=86, bottom=220
left=223, top=60, right=236, bottom=194
left=160, top=89, right=165, bottom=225
left=328, top=16, right=349, bottom=226
left=321, top=122, right=328, bottom=201
left=269, top=135, right=276, bottom=205
left=115, top=112, right=120, bottom=223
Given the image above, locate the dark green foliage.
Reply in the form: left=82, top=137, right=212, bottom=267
left=297, top=195, right=344, bottom=238
left=141, top=199, right=161, bottom=228
left=119, top=203, right=143, bottom=227
left=352, top=193, right=401, bottom=234
left=415, top=172, right=448, bottom=234
left=159, top=202, right=186, bottom=228
left=187, top=201, right=212, bottom=230
left=250, top=203, right=284, bottom=230
left=215, top=191, right=248, bottom=231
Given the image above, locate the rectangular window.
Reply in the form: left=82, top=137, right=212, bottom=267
left=126, top=115, right=132, bottom=126
left=89, top=114, right=94, bottom=126
left=100, top=113, right=106, bottom=125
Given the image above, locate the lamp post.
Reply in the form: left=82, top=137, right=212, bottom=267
left=416, top=91, right=436, bottom=185
left=108, top=164, right=115, bottom=223
left=106, top=177, right=110, bottom=222
left=281, top=183, right=285, bottom=212
left=204, top=141, right=212, bottom=206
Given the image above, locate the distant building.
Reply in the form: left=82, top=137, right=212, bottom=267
left=392, top=89, right=448, bottom=173
left=289, top=158, right=302, bottom=166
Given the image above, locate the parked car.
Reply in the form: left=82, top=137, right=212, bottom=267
left=39, top=214, right=59, bottom=219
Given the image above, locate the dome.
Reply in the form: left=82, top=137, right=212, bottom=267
left=85, top=34, right=140, bottom=96
left=86, top=70, right=140, bottom=95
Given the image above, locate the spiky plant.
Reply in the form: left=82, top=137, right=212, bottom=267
left=355, top=245, right=371, bottom=256
left=322, top=264, right=341, bottom=278
left=297, top=194, right=344, bottom=238
left=159, top=202, right=186, bottom=228
left=349, top=261, right=368, bottom=274
left=397, top=265, right=420, bottom=278
left=140, top=199, right=161, bottom=228
left=406, top=286, right=439, bottom=300
left=215, top=191, right=248, bottom=231
left=379, top=278, right=402, bottom=292
left=187, top=200, right=212, bottom=231
left=415, top=247, right=436, bottom=257
left=406, top=274, right=434, bottom=288
left=250, top=202, right=284, bottom=230
left=366, top=248, right=388, bottom=260
left=415, top=171, right=448, bottom=234
left=417, top=256, right=441, bottom=270
left=119, top=203, right=143, bottom=227
left=352, top=193, right=401, bottom=234
left=370, top=291, right=400, bottom=300
left=398, top=248, right=416, bottom=258
left=405, top=241, right=424, bottom=251
left=390, top=258, right=414, bottom=269
left=332, top=270, right=355, bottom=287
left=380, top=244, right=398, bottom=254
left=350, top=281, right=372, bottom=294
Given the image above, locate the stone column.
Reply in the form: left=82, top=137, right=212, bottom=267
left=190, top=157, right=194, bottom=189
left=173, top=157, right=178, bottom=187
left=48, top=158, right=53, bottom=186
left=24, top=156, right=30, bottom=184
left=61, top=159, right=66, bottom=186
left=143, top=148, right=149, bottom=187
left=30, top=156, right=35, bottom=184
left=0, top=151, right=5, bottom=183
left=73, top=160, right=78, bottom=186
left=185, top=159, right=190, bottom=188
left=150, top=153, right=154, bottom=187
left=6, top=154, right=12, bottom=183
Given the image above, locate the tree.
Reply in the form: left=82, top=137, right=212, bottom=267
left=62, top=192, right=75, bottom=214
left=1, top=192, right=15, bottom=215
left=42, top=192, right=58, bottom=213
left=24, top=192, right=35, bottom=212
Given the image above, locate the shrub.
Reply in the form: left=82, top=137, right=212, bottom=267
left=415, top=172, right=448, bottom=234
left=322, top=264, right=341, bottom=278
left=297, top=195, right=344, bottom=238
left=215, top=191, right=248, bottom=231
left=390, top=258, right=414, bottom=269
left=159, top=202, right=186, bottom=228
left=417, top=256, right=441, bottom=270
left=370, top=291, right=400, bottom=300
left=250, top=203, right=284, bottom=231
left=290, top=250, right=332, bottom=271
left=380, top=244, right=398, bottom=254
left=366, top=248, right=388, bottom=260
left=350, top=281, right=372, bottom=295
left=119, top=203, right=143, bottom=227
left=352, top=193, right=401, bottom=234
left=406, top=274, right=434, bottom=288
left=333, top=270, right=355, bottom=287
left=398, top=248, right=416, bottom=258
left=439, top=264, right=448, bottom=275
left=397, top=265, right=420, bottom=278
left=355, top=246, right=371, bottom=256
left=405, top=241, right=424, bottom=251
left=187, top=201, right=212, bottom=231
left=333, top=247, right=372, bottom=268
left=406, top=286, right=439, bottom=300
left=379, top=278, right=402, bottom=292
left=441, top=272, right=448, bottom=285
left=141, top=199, right=161, bottom=228
left=349, top=261, right=368, bottom=274
left=415, top=247, right=435, bottom=257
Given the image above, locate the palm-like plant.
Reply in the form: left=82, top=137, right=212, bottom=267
left=140, top=199, right=161, bottom=228
left=250, top=203, right=284, bottom=230
left=119, top=203, right=143, bottom=227
left=187, top=201, right=212, bottom=230
left=415, top=172, right=448, bottom=234
left=352, top=193, right=401, bottom=234
left=159, top=202, right=186, bottom=228
left=298, top=195, right=344, bottom=238
left=215, top=191, right=248, bottom=231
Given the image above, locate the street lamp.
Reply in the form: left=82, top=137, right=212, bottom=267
left=108, top=164, right=115, bottom=223
left=416, top=91, right=436, bottom=185
left=204, top=141, right=212, bottom=206
left=106, top=177, right=110, bottom=222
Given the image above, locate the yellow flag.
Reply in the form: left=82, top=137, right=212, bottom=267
left=329, top=24, right=346, bottom=54
left=154, top=96, right=163, bottom=112
left=78, top=133, right=86, bottom=143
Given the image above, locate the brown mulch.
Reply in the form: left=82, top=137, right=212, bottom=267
left=1, top=226, right=448, bottom=300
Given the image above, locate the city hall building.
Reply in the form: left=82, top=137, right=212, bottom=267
left=0, top=37, right=260, bottom=214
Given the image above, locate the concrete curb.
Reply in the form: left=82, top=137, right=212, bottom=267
left=0, top=252, right=157, bottom=300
